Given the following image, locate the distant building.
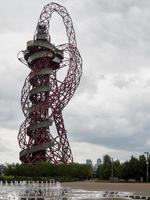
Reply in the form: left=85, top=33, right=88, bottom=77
left=86, top=158, right=102, bottom=171
left=86, top=159, right=92, bottom=166
left=94, top=158, right=102, bottom=171
left=97, top=158, right=101, bottom=166
left=0, top=165, right=5, bottom=175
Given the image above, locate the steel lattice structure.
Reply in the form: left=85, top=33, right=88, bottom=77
left=17, top=2, right=82, bottom=164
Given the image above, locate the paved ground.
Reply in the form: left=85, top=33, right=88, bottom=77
left=62, top=181, right=150, bottom=196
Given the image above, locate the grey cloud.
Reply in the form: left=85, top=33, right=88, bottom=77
left=0, top=136, right=10, bottom=152
left=76, top=0, right=150, bottom=75
left=65, top=74, right=150, bottom=154
left=112, top=75, right=137, bottom=89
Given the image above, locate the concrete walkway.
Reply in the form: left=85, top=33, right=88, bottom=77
left=62, top=181, right=150, bottom=196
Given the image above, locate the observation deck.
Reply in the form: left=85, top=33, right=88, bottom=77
left=24, top=39, right=63, bottom=69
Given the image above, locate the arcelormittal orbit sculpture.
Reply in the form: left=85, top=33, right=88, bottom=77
left=18, top=2, right=82, bottom=164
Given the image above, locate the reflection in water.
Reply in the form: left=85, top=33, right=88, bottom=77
left=0, top=181, right=149, bottom=200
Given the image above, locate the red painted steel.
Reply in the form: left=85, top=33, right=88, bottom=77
left=17, top=2, right=82, bottom=164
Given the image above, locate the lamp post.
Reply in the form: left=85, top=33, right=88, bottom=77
left=111, top=157, right=114, bottom=178
left=144, top=152, right=149, bottom=182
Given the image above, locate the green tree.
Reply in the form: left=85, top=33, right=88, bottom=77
left=139, top=155, right=146, bottom=181
left=97, top=154, right=112, bottom=180
left=113, top=160, right=121, bottom=178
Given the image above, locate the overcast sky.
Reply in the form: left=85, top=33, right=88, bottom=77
left=1, top=0, right=150, bottom=164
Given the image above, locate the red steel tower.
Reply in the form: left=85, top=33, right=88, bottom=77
left=18, top=2, right=82, bottom=164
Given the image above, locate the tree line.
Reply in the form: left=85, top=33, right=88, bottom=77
left=0, top=162, right=92, bottom=181
left=96, top=154, right=149, bottom=182
left=0, top=154, right=149, bottom=182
